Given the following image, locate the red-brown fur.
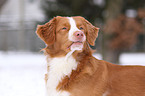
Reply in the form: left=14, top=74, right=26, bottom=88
left=36, top=16, right=145, bottom=96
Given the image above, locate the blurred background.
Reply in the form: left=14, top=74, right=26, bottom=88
left=0, top=0, right=145, bottom=96
left=0, top=0, right=145, bottom=64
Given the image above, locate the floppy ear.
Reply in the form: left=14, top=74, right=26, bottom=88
left=85, top=19, right=99, bottom=46
left=36, top=17, right=56, bottom=45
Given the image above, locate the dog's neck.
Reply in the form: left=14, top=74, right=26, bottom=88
left=46, top=52, right=78, bottom=95
left=45, top=43, right=93, bottom=95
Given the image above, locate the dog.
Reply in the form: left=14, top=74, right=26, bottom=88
left=36, top=16, right=145, bottom=96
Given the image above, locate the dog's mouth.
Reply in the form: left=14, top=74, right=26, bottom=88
left=72, top=41, right=83, bottom=45
left=67, top=41, right=83, bottom=50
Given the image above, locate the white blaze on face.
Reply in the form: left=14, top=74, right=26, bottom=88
left=67, top=17, right=80, bottom=41
left=67, top=17, right=86, bottom=51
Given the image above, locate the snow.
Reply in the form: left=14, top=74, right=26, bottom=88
left=120, top=53, right=145, bottom=66
left=0, top=52, right=145, bottom=96
left=0, top=52, right=47, bottom=96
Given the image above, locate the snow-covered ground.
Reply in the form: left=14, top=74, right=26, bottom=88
left=0, top=52, right=145, bottom=96
left=0, top=52, right=46, bottom=96
left=120, top=53, right=145, bottom=65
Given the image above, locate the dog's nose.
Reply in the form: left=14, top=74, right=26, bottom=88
left=74, top=31, right=84, bottom=38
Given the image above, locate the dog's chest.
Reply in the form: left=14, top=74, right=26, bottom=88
left=46, top=56, right=78, bottom=96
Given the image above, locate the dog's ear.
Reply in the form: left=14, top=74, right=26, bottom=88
left=36, top=17, right=56, bottom=45
left=84, top=19, right=99, bottom=46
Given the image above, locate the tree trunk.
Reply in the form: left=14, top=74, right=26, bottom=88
left=103, top=49, right=121, bottom=64
left=102, top=0, right=123, bottom=64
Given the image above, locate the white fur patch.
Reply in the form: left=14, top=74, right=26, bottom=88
left=70, top=43, right=83, bottom=51
left=67, top=17, right=80, bottom=41
left=46, top=54, right=78, bottom=96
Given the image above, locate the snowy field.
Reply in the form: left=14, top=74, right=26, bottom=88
left=0, top=51, right=145, bottom=96
left=0, top=52, right=46, bottom=96
left=120, top=53, right=145, bottom=65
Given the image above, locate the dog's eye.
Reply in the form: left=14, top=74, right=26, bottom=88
left=62, top=27, right=67, bottom=30
left=79, top=27, right=83, bottom=30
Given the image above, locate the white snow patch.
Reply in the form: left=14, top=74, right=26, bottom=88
left=93, top=53, right=102, bottom=60
left=120, top=53, right=145, bottom=66
left=0, top=51, right=46, bottom=96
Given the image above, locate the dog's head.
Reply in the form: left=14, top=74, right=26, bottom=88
left=36, top=16, right=99, bottom=56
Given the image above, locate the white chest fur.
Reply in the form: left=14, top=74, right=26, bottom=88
left=46, top=55, right=78, bottom=96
